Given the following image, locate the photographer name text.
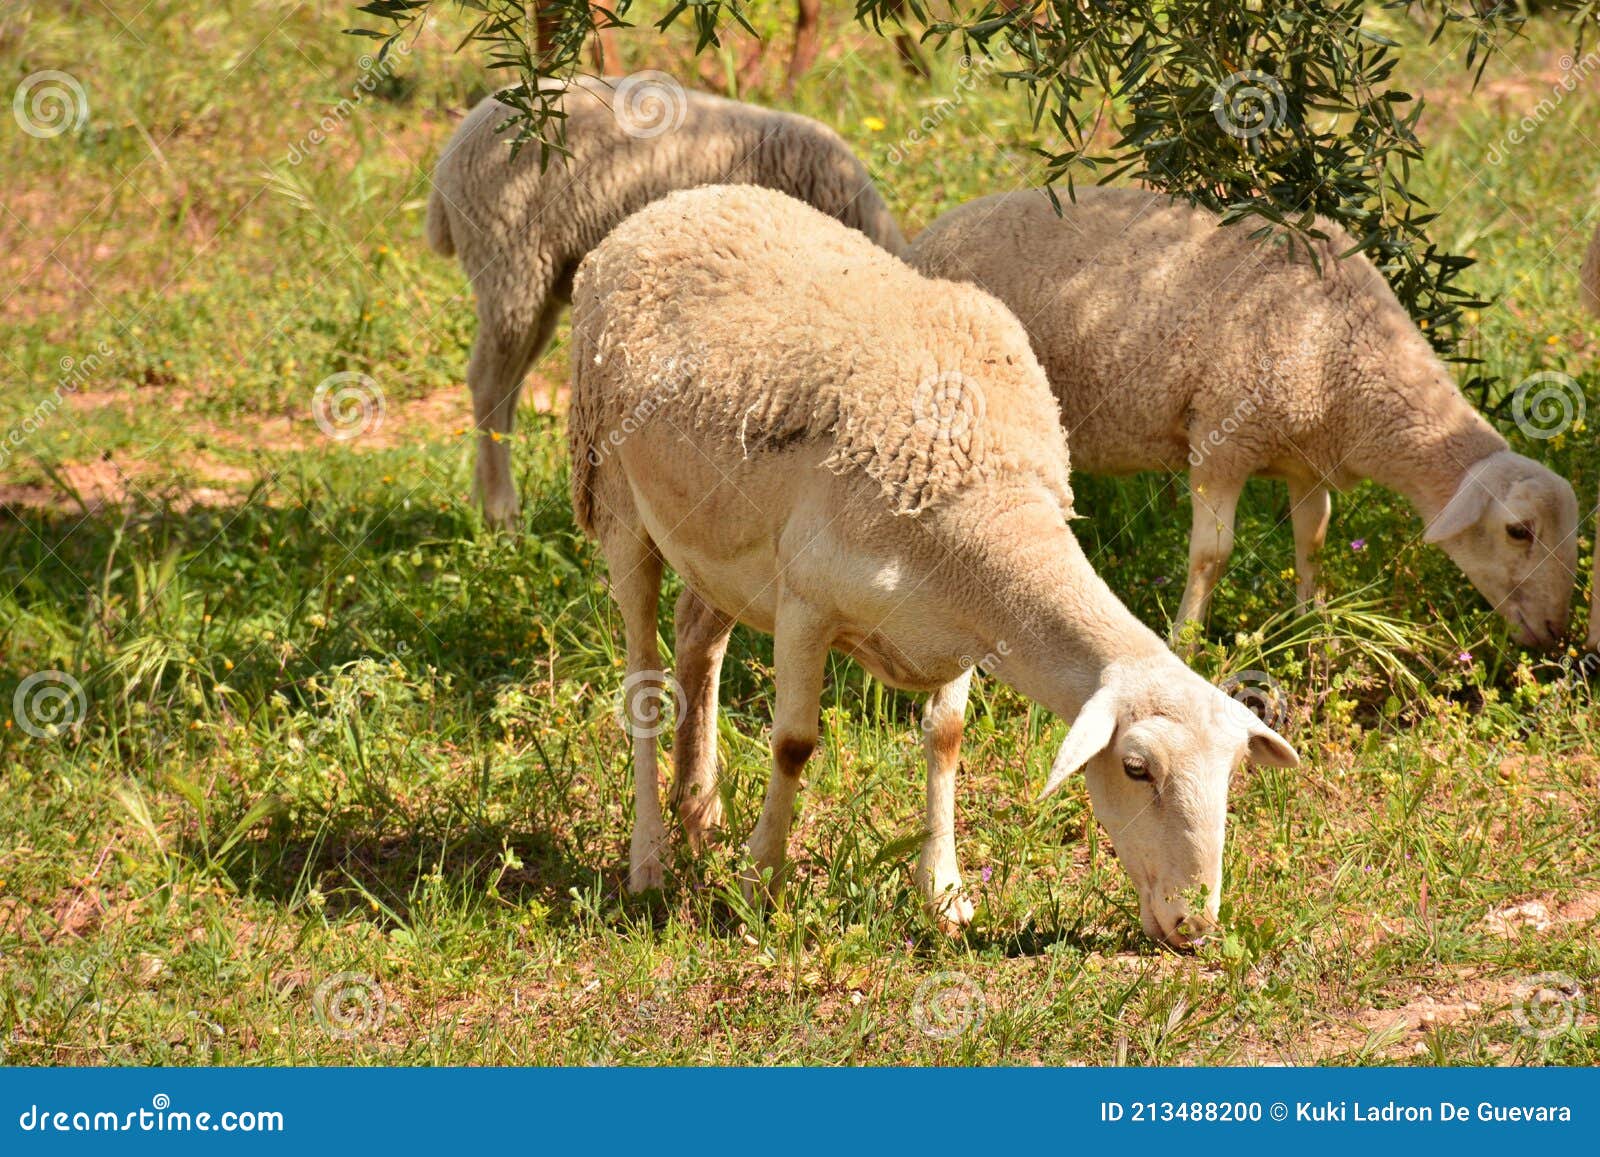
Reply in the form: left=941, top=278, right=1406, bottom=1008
left=1100, top=1100, right=1573, bottom=1124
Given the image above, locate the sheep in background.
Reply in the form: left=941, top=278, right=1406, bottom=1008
left=909, top=187, right=1581, bottom=649
left=569, top=186, right=1298, bottom=946
left=427, top=78, right=905, bottom=529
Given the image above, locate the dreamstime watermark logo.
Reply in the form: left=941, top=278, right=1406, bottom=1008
left=625, top=977, right=683, bottom=1038
left=1511, top=971, right=1585, bottom=1041
left=1486, top=50, right=1600, bottom=166
left=912, top=371, right=985, bottom=442
left=1188, top=349, right=1312, bottom=466
left=883, top=54, right=1002, bottom=165
left=960, top=640, right=1010, bottom=676
left=16, top=1092, right=285, bottom=1134
left=616, top=670, right=686, bottom=740
left=1212, top=70, right=1286, bottom=141
left=612, top=71, right=687, bottom=139
left=285, top=43, right=411, bottom=165
left=0, top=342, right=117, bottom=470
left=13, top=71, right=89, bottom=138
left=1217, top=669, right=1288, bottom=732
left=912, top=971, right=986, bottom=1040
left=1510, top=371, right=1584, bottom=440
left=582, top=344, right=706, bottom=467
left=12, top=670, right=87, bottom=739
left=312, top=372, right=385, bottom=441
left=312, top=972, right=387, bottom=1040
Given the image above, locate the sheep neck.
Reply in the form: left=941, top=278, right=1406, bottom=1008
left=1341, top=335, right=1507, bottom=521
left=937, top=497, right=1169, bottom=718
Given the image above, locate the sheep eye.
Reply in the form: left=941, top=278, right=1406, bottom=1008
left=1122, top=755, right=1151, bottom=781
left=1506, top=523, right=1534, bottom=543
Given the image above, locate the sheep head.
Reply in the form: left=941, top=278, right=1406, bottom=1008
left=1424, top=451, right=1579, bottom=648
left=1040, top=666, right=1298, bottom=949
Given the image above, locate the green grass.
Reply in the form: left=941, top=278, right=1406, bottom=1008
left=1, top=2, right=1598, bottom=1066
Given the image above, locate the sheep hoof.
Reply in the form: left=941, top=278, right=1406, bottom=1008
left=628, top=831, right=667, bottom=893
left=628, top=859, right=664, bottom=893
left=739, top=860, right=784, bottom=909
left=926, top=888, right=975, bottom=934
left=678, top=794, right=725, bottom=851
left=482, top=507, right=521, bottom=535
left=672, top=787, right=729, bottom=851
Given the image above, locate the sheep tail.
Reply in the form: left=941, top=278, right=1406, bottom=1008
left=425, top=184, right=455, bottom=258
left=1581, top=219, right=1600, bottom=317
left=569, top=427, right=597, bottom=538
left=567, top=290, right=600, bottom=537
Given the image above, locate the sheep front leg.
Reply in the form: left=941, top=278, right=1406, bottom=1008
left=1173, top=473, right=1243, bottom=642
left=670, top=587, right=734, bottom=848
left=917, top=669, right=974, bottom=932
left=1287, top=477, right=1331, bottom=612
left=605, top=536, right=670, bottom=893
left=744, top=598, right=829, bottom=904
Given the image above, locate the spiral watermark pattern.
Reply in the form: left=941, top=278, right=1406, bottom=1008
left=1211, top=70, right=1286, bottom=140
left=312, top=372, right=385, bottom=442
left=912, top=971, right=986, bottom=1040
left=616, top=670, right=686, bottom=740
left=13, top=670, right=87, bottom=739
left=1511, top=972, right=1585, bottom=1041
left=13, top=71, right=88, bottom=138
left=312, top=971, right=387, bottom=1040
left=1217, top=669, right=1288, bottom=732
left=912, top=371, right=986, bottom=442
left=612, top=71, right=687, bottom=139
left=1510, top=371, right=1584, bottom=440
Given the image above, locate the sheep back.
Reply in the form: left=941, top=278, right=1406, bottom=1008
left=569, top=185, right=1073, bottom=535
left=907, top=187, right=1480, bottom=483
left=428, top=78, right=904, bottom=301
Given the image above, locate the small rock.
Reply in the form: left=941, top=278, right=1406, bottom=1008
left=1483, top=900, right=1552, bottom=937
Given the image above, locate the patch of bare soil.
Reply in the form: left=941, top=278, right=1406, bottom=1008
left=1419, top=45, right=1592, bottom=129
left=1, top=377, right=568, bottom=512
left=0, top=456, right=248, bottom=514
left=1482, top=889, right=1600, bottom=937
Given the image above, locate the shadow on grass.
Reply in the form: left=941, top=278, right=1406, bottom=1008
left=211, top=821, right=614, bottom=931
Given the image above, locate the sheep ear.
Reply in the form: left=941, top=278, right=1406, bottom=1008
left=1039, top=684, right=1119, bottom=799
left=1246, top=722, right=1300, bottom=769
left=1425, top=476, right=1490, bottom=543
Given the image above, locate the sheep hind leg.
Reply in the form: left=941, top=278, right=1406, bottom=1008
left=916, top=668, right=974, bottom=932
left=1288, top=477, right=1331, bottom=613
left=1173, top=473, right=1243, bottom=646
left=469, top=298, right=561, bottom=532
left=743, top=596, right=829, bottom=904
left=602, top=527, right=670, bottom=893
left=669, top=587, right=734, bottom=849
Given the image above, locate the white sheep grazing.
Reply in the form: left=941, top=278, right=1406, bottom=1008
left=427, top=77, right=906, bottom=529
left=1585, top=219, right=1600, bottom=649
left=908, top=188, right=1581, bottom=648
left=569, top=185, right=1299, bottom=946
